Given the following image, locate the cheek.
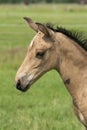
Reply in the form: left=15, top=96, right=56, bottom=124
left=44, top=50, right=53, bottom=61
left=43, top=51, right=50, bottom=61
left=45, top=52, right=57, bottom=68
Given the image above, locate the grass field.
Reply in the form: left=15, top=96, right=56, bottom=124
left=0, top=4, right=87, bottom=130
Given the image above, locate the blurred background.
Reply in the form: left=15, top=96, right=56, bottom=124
left=0, top=0, right=87, bottom=130
left=0, top=0, right=87, bottom=4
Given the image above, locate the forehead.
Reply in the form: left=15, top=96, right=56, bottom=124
left=29, top=32, right=43, bottom=48
left=29, top=32, right=51, bottom=50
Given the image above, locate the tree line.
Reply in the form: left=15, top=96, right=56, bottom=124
left=0, top=0, right=86, bottom=4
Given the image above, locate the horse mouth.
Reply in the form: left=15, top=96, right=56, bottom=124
left=16, top=80, right=32, bottom=92
left=21, top=84, right=31, bottom=92
left=16, top=73, right=41, bottom=92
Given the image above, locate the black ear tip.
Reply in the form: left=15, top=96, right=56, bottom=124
left=24, top=17, right=29, bottom=21
left=24, top=17, right=27, bottom=19
left=23, top=17, right=32, bottom=23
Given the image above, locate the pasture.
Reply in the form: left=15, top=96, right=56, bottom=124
left=0, top=4, right=87, bottom=130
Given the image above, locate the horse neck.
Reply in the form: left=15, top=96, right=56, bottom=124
left=55, top=32, right=87, bottom=97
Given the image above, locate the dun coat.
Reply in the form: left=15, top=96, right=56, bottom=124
left=15, top=17, right=87, bottom=129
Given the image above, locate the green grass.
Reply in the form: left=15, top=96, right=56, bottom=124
left=0, top=4, right=87, bottom=130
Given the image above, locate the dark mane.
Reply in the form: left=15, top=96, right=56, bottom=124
left=46, top=23, right=87, bottom=51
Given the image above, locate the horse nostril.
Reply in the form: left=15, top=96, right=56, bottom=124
left=16, top=80, right=22, bottom=90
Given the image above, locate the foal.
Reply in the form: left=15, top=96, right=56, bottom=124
left=15, top=17, right=87, bottom=129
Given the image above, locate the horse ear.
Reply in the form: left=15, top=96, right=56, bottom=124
left=36, top=23, right=54, bottom=38
left=24, top=17, right=38, bottom=32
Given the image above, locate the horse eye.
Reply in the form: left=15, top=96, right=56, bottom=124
left=36, top=51, right=45, bottom=59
